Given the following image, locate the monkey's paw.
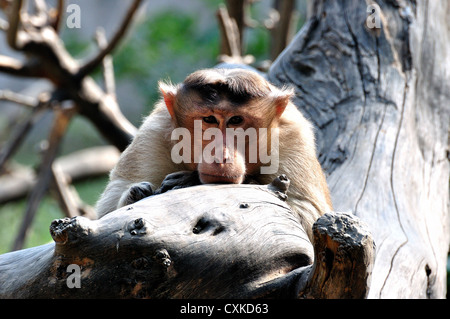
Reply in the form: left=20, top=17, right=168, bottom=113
left=154, top=171, right=200, bottom=195
left=123, top=182, right=154, bottom=206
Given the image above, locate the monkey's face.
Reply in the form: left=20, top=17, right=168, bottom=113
left=183, top=100, right=250, bottom=184
left=160, top=68, right=292, bottom=185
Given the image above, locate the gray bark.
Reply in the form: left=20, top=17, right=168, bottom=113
left=269, top=0, right=449, bottom=298
left=0, top=178, right=375, bottom=299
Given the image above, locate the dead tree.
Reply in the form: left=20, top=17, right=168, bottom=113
left=0, top=0, right=448, bottom=299
left=0, top=0, right=139, bottom=149
left=216, top=0, right=299, bottom=66
left=269, top=0, right=449, bottom=298
left=0, top=0, right=141, bottom=250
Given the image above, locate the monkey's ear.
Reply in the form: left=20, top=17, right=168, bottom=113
left=273, top=87, right=294, bottom=118
left=158, top=81, right=177, bottom=120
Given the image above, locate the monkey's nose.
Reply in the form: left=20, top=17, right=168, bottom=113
left=209, top=147, right=233, bottom=164
left=222, top=148, right=232, bottom=162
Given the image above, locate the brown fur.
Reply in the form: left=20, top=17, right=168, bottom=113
left=96, top=68, right=332, bottom=239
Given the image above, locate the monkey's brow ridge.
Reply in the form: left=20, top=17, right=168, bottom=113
left=184, top=79, right=268, bottom=105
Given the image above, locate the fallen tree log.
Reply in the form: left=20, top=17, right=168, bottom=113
left=0, top=177, right=374, bottom=299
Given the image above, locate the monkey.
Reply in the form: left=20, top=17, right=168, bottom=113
left=95, top=67, right=332, bottom=240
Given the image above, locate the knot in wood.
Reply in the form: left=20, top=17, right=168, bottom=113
left=49, top=217, right=78, bottom=244
left=134, top=218, right=144, bottom=229
left=275, top=191, right=288, bottom=201
left=239, top=203, right=250, bottom=209
left=154, top=249, right=171, bottom=268
left=128, top=217, right=147, bottom=236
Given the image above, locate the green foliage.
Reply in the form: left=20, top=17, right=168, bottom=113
left=113, top=10, right=220, bottom=111
left=244, top=26, right=271, bottom=61
left=73, top=176, right=110, bottom=207
left=63, top=32, right=91, bottom=58
left=0, top=176, right=108, bottom=254
left=0, top=197, right=60, bottom=254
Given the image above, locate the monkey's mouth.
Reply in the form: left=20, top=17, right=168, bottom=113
left=199, top=172, right=244, bottom=184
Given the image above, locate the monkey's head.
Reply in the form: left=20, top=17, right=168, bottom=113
left=159, top=68, right=293, bottom=184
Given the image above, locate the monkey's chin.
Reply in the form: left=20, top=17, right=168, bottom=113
left=199, top=172, right=244, bottom=184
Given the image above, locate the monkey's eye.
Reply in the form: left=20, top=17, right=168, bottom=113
left=228, top=116, right=244, bottom=126
left=203, top=115, right=218, bottom=124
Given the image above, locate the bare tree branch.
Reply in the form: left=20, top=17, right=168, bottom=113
left=269, top=0, right=297, bottom=61
left=95, top=27, right=116, bottom=98
left=33, top=0, right=47, bottom=14
left=0, top=17, right=8, bottom=30
left=78, top=0, right=142, bottom=77
left=216, top=4, right=254, bottom=65
left=51, top=162, right=80, bottom=218
left=0, top=90, right=38, bottom=107
left=51, top=162, right=96, bottom=220
left=0, top=0, right=143, bottom=250
left=12, top=104, right=76, bottom=251
left=6, top=0, right=23, bottom=49
left=0, top=55, right=24, bottom=74
left=0, top=0, right=140, bottom=151
left=224, top=0, right=245, bottom=51
left=0, top=54, right=43, bottom=77
left=30, top=0, right=48, bottom=27
left=0, top=146, right=120, bottom=204
left=217, top=4, right=241, bottom=58
left=0, top=94, right=50, bottom=173
left=50, top=0, right=64, bottom=33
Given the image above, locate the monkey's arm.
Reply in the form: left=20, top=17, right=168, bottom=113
left=154, top=171, right=200, bottom=194
left=95, top=104, right=184, bottom=218
left=95, top=179, right=144, bottom=218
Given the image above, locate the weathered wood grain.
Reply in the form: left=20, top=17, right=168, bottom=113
left=0, top=180, right=375, bottom=299
left=269, top=0, right=449, bottom=298
left=0, top=183, right=309, bottom=298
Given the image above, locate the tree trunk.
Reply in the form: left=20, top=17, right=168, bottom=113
left=269, top=0, right=449, bottom=298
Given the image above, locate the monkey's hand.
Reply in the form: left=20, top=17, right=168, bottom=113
left=121, top=182, right=154, bottom=206
left=154, top=171, right=200, bottom=195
